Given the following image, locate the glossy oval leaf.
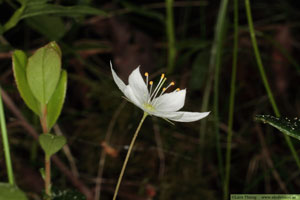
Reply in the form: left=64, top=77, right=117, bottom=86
left=39, top=133, right=66, bottom=159
left=255, top=115, right=300, bottom=141
left=0, top=182, right=28, bottom=200
left=47, top=70, right=67, bottom=130
left=26, top=43, right=61, bottom=105
left=12, top=50, right=40, bottom=116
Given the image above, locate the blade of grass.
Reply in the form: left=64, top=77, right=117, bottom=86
left=166, top=0, right=176, bottom=74
left=224, top=0, right=239, bottom=199
left=213, top=0, right=229, bottom=188
left=245, top=0, right=300, bottom=169
left=0, top=87, right=15, bottom=185
left=199, top=0, right=229, bottom=188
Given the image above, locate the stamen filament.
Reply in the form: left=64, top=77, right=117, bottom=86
left=150, top=74, right=165, bottom=100
left=148, top=81, right=153, bottom=103
left=151, top=78, right=166, bottom=102
left=152, top=82, right=175, bottom=106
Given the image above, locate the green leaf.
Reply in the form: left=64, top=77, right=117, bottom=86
left=12, top=50, right=40, bottom=116
left=0, top=182, right=28, bottom=200
left=52, top=188, right=86, bottom=200
left=255, top=115, right=300, bottom=141
left=39, top=168, right=45, bottom=180
left=26, top=43, right=61, bottom=105
left=3, top=1, right=27, bottom=32
left=25, top=15, right=66, bottom=40
left=39, top=133, right=66, bottom=159
left=47, top=70, right=67, bottom=130
left=21, top=4, right=107, bottom=19
left=49, top=41, right=62, bottom=57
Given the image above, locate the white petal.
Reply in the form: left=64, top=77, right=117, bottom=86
left=123, top=86, right=144, bottom=110
left=155, top=111, right=210, bottom=122
left=110, top=62, right=126, bottom=92
left=152, top=111, right=184, bottom=120
left=128, top=66, right=149, bottom=104
left=153, top=89, right=186, bottom=112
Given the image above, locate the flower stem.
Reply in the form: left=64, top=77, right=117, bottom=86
left=245, top=0, right=300, bottom=170
left=112, top=112, right=148, bottom=200
left=0, top=88, right=15, bottom=185
left=224, top=0, right=238, bottom=199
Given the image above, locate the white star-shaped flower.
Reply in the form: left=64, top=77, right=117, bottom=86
left=111, top=63, right=210, bottom=122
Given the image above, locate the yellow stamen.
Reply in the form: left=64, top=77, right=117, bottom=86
left=161, top=73, right=165, bottom=79
left=163, top=88, right=166, bottom=91
left=176, top=88, right=180, bottom=91
left=171, top=82, right=175, bottom=86
left=149, top=81, right=153, bottom=85
left=145, top=72, right=149, bottom=77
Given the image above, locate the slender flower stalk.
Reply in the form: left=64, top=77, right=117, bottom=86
left=0, top=88, right=15, bottom=185
left=110, top=63, right=210, bottom=199
left=112, top=112, right=148, bottom=200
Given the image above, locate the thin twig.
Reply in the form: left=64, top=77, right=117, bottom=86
left=54, top=124, right=79, bottom=178
left=1, top=89, right=93, bottom=200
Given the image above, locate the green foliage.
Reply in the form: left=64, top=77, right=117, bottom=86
left=25, top=15, right=66, bottom=40
left=12, top=50, right=40, bottom=116
left=21, top=3, right=107, bottom=19
left=256, top=115, right=300, bottom=141
left=27, top=42, right=61, bottom=105
left=39, top=133, right=66, bottom=159
left=47, top=70, right=67, bottom=130
left=3, top=1, right=27, bottom=32
left=13, top=42, right=67, bottom=129
left=2, top=0, right=106, bottom=33
left=0, top=183, right=28, bottom=200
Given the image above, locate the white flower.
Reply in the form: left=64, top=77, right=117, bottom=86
left=110, top=63, right=210, bottom=122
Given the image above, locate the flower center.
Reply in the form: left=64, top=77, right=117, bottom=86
left=143, top=103, right=156, bottom=111
left=144, top=72, right=180, bottom=108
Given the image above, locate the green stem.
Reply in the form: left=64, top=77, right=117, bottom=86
left=112, top=112, right=148, bottom=200
left=166, top=0, right=176, bottom=74
left=41, top=106, right=51, bottom=199
left=0, top=88, right=15, bottom=185
left=224, top=0, right=238, bottom=199
left=213, top=0, right=229, bottom=187
left=199, top=0, right=229, bottom=178
left=245, top=0, right=300, bottom=169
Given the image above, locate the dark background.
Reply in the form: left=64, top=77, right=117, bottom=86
left=1, top=0, right=300, bottom=199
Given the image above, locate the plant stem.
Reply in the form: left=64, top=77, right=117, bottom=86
left=199, top=0, right=229, bottom=178
left=166, top=0, right=176, bottom=74
left=45, top=157, right=51, bottom=198
left=41, top=106, right=51, bottom=199
left=245, top=0, right=300, bottom=169
left=0, top=88, right=15, bottom=185
left=112, top=112, right=148, bottom=200
left=224, top=0, right=238, bottom=199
